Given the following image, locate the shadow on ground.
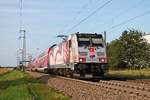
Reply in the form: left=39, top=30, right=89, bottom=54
left=80, top=75, right=150, bottom=82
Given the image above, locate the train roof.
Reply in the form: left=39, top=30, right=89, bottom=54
left=75, top=32, right=102, bottom=38
left=48, top=32, right=103, bottom=49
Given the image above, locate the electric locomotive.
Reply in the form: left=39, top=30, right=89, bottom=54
left=48, top=32, right=108, bottom=78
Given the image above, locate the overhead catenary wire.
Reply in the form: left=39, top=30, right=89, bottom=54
left=64, top=0, right=113, bottom=34
left=112, top=0, right=145, bottom=20
left=90, top=0, right=145, bottom=31
left=58, top=0, right=93, bottom=34
left=106, top=10, right=150, bottom=32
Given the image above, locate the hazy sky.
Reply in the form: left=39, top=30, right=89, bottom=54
left=0, top=0, right=150, bottom=66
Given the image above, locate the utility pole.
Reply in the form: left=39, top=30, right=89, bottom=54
left=19, top=30, right=26, bottom=72
left=16, top=50, right=20, bottom=67
left=104, top=31, right=107, bottom=46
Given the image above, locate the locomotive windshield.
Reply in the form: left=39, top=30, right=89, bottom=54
left=91, top=38, right=103, bottom=46
left=78, top=38, right=90, bottom=46
left=77, top=34, right=103, bottom=47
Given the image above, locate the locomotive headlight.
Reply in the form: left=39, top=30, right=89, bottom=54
left=79, top=58, right=83, bottom=62
left=99, top=58, right=106, bottom=63
left=79, top=57, right=86, bottom=63
left=101, top=58, right=105, bottom=62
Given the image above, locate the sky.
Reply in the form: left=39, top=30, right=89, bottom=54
left=0, top=0, right=150, bottom=66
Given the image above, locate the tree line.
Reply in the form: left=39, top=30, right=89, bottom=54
left=107, top=29, right=150, bottom=70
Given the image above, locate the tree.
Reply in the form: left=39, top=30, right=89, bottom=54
left=107, top=39, right=127, bottom=69
left=120, top=29, right=150, bottom=69
left=107, top=29, right=150, bottom=69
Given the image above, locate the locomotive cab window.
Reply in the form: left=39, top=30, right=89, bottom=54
left=78, top=37, right=103, bottom=47
left=91, top=38, right=103, bottom=47
left=78, top=38, right=90, bottom=46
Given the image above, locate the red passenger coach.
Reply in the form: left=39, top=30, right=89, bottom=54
left=49, top=41, right=70, bottom=68
left=30, top=48, right=50, bottom=72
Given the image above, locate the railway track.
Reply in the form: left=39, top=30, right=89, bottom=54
left=57, top=76, right=150, bottom=99
left=98, top=80, right=150, bottom=98
left=28, top=71, right=150, bottom=100
left=108, top=80, right=150, bottom=89
left=127, top=79, right=150, bottom=85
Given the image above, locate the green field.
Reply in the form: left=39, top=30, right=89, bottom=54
left=0, top=70, right=70, bottom=100
left=107, top=69, right=150, bottom=79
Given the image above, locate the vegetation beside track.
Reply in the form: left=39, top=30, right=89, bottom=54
left=0, top=70, right=70, bottom=100
left=107, top=29, right=150, bottom=70
left=107, top=69, right=150, bottom=79
left=0, top=68, right=9, bottom=74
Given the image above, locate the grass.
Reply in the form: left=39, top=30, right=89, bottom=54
left=28, top=84, right=68, bottom=100
left=0, top=70, right=70, bottom=100
left=0, top=68, right=9, bottom=74
left=107, top=69, right=150, bottom=79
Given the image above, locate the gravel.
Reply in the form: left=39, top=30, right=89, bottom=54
left=27, top=71, right=150, bottom=100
